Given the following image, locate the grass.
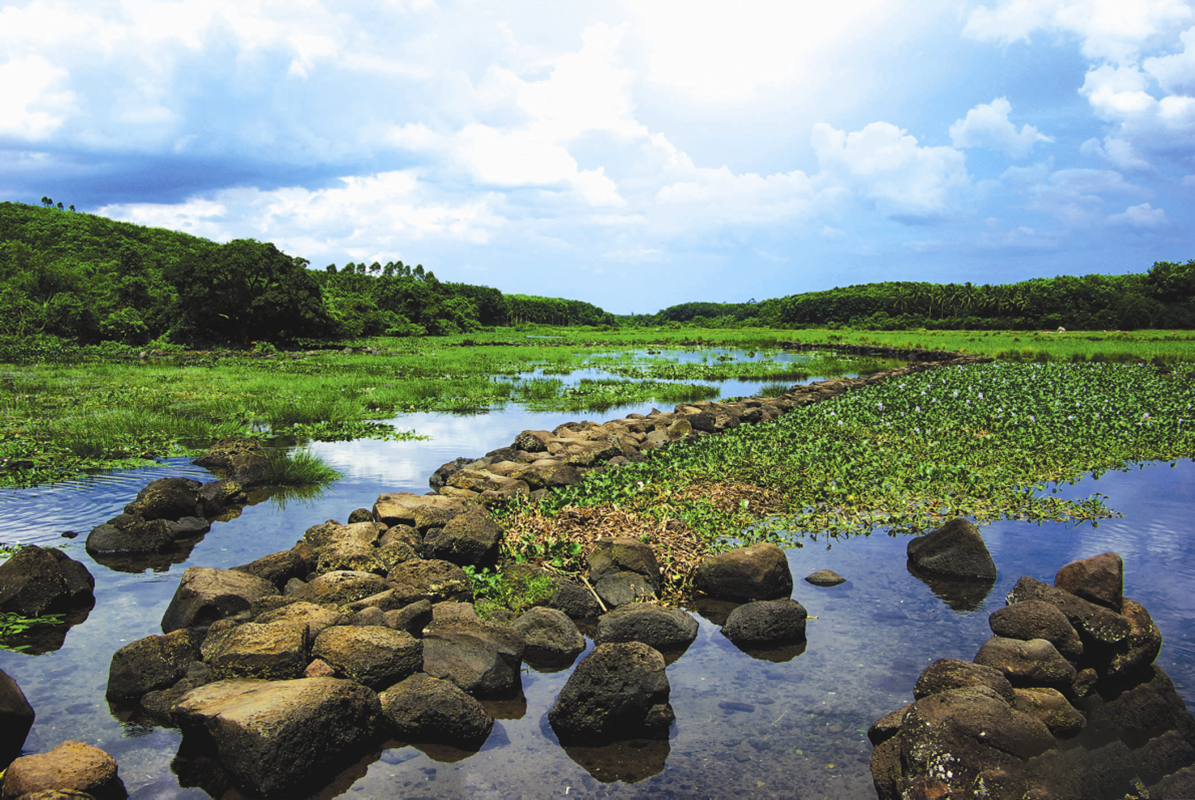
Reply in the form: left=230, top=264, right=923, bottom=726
left=264, top=447, right=341, bottom=486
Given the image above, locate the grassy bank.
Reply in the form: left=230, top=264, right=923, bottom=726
left=503, top=359, right=1195, bottom=598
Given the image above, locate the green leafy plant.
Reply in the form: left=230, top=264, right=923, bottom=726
left=0, top=610, right=66, bottom=653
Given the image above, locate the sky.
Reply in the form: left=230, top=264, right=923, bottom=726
left=1, top=0, right=1193, bottom=314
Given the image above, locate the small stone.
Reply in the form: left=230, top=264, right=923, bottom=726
left=805, top=569, right=846, bottom=586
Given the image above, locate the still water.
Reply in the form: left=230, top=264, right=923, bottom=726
left=1, top=366, right=1192, bottom=799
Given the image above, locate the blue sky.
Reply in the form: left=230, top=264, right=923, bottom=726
left=1, top=0, right=1193, bottom=314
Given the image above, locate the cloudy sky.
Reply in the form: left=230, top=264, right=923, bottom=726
left=2, top=0, right=1193, bottom=313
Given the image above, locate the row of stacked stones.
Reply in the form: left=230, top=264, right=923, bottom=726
left=869, top=551, right=1195, bottom=800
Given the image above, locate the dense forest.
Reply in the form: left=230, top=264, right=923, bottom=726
left=1, top=200, right=1192, bottom=347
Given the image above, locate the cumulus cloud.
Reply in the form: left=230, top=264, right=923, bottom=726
left=811, top=121, right=968, bottom=217
left=0, top=55, right=77, bottom=138
left=1001, top=162, right=1149, bottom=226
left=950, top=98, right=1052, bottom=158
left=1107, top=201, right=1170, bottom=227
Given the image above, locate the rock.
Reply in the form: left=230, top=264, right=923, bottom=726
left=372, top=492, right=471, bottom=529
left=314, top=536, right=386, bottom=576
left=253, top=602, right=347, bottom=640
left=292, top=570, right=388, bottom=608
left=231, top=549, right=311, bottom=591
left=721, top=599, right=807, bottom=646
left=506, top=459, right=582, bottom=490
left=428, top=457, right=472, bottom=491
left=421, top=619, right=524, bottom=698
left=0, top=545, right=95, bottom=617
left=192, top=438, right=270, bottom=487
left=595, top=604, right=699, bottom=652
left=973, top=636, right=1077, bottom=689
left=311, top=626, right=422, bottom=690
left=1083, top=665, right=1195, bottom=746
left=167, top=516, right=211, bottom=540
left=379, top=674, right=493, bottom=747
left=913, top=659, right=1016, bottom=705
left=123, top=477, right=202, bottom=521
left=106, top=628, right=203, bottom=702
left=511, top=607, right=585, bottom=669
left=304, top=659, right=335, bottom=678
left=1012, top=687, right=1085, bottom=736
left=0, top=668, right=34, bottom=770
left=805, top=569, right=846, bottom=586
left=1106, top=597, right=1162, bottom=680
left=548, top=642, right=674, bottom=745
left=204, top=622, right=308, bottom=681
left=382, top=599, right=434, bottom=636
left=422, top=506, right=503, bottom=567
left=198, top=479, right=247, bottom=516
left=897, top=686, right=1053, bottom=796
left=546, top=577, right=604, bottom=619
left=513, top=430, right=552, bottom=452
left=868, top=703, right=912, bottom=746
left=388, top=559, right=472, bottom=605
left=172, top=677, right=381, bottom=798
left=0, top=741, right=126, bottom=798
left=86, top=517, right=174, bottom=556
left=1006, top=576, right=1132, bottom=647
left=906, top=517, right=997, bottom=579
left=161, top=567, right=278, bottom=633
left=1055, top=551, right=1124, bottom=611
left=347, top=508, right=373, bottom=524
left=870, top=735, right=902, bottom=800
left=692, top=543, right=792, bottom=602
left=988, top=599, right=1083, bottom=661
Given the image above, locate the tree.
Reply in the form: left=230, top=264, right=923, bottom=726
left=1147, top=260, right=1195, bottom=303
left=165, top=239, right=332, bottom=345
left=40, top=196, right=52, bottom=208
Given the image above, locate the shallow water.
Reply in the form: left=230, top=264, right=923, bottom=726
left=1, top=382, right=1192, bottom=799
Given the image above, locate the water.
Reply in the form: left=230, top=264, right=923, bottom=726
left=1, top=382, right=1192, bottom=799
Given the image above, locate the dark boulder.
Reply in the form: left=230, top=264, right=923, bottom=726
left=379, top=673, right=493, bottom=747
left=192, top=438, right=271, bottom=487
left=974, top=636, right=1077, bottom=689
left=421, top=619, right=524, bottom=698
left=906, top=517, right=997, bottom=579
left=1106, top=597, right=1163, bottom=680
left=231, top=549, right=311, bottom=591
left=252, top=602, right=346, bottom=640
left=546, top=577, right=604, bottom=619
left=0, top=741, right=126, bottom=800
left=1006, top=576, right=1132, bottom=648
left=86, top=517, right=174, bottom=557
left=123, top=477, right=202, bottom=521
left=172, top=677, right=382, bottom=798
left=692, top=543, right=792, bottom=602
left=548, top=642, right=674, bottom=745
left=988, top=599, right=1083, bottom=661
left=160, top=567, right=278, bottom=633
left=1012, top=687, right=1085, bottom=736
left=203, top=622, right=308, bottom=681
left=382, top=599, right=434, bottom=636
left=595, top=604, right=699, bottom=652
left=292, top=570, right=387, bottom=608
left=913, top=658, right=1016, bottom=705
left=1055, top=551, right=1124, bottom=612
left=0, top=668, right=34, bottom=770
left=106, top=628, right=203, bottom=702
left=721, top=599, right=807, bottom=646
left=388, top=559, right=472, bottom=605
left=198, top=479, right=247, bottom=517
left=587, top=538, right=662, bottom=608
left=804, top=569, right=846, bottom=586
left=511, top=607, right=586, bottom=669
left=311, top=626, right=422, bottom=690
left=422, top=506, right=503, bottom=568
left=0, top=545, right=95, bottom=617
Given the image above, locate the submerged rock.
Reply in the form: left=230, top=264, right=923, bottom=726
left=0, top=668, right=34, bottom=771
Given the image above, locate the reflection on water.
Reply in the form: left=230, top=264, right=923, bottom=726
left=1, top=396, right=1192, bottom=798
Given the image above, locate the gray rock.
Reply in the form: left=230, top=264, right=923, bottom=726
left=311, top=626, right=422, bottom=690
left=587, top=538, right=661, bottom=591
left=989, top=599, right=1084, bottom=661
left=172, top=677, right=381, bottom=798
left=422, top=620, right=524, bottom=698
left=547, top=577, right=604, bottom=619
left=721, top=599, right=807, bottom=646
left=594, top=572, right=658, bottom=608
left=1006, top=575, right=1132, bottom=647
left=86, top=517, right=174, bottom=556
left=379, top=673, right=493, bottom=747
left=382, top=599, right=434, bottom=636
left=804, top=569, right=846, bottom=586
left=548, top=642, right=674, bottom=745
left=161, top=567, right=278, bottom=633
left=594, top=604, right=699, bottom=652
left=0, top=668, right=34, bottom=771
left=231, top=549, right=311, bottom=591
left=906, top=517, right=997, bottom=579
left=422, top=506, right=503, bottom=568
left=388, top=559, right=472, bottom=605
left=693, top=543, right=792, bottom=602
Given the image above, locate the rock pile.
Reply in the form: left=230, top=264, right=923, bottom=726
left=869, top=552, right=1195, bottom=799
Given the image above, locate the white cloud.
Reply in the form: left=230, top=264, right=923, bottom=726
left=0, top=55, right=77, bottom=138
left=811, top=121, right=969, bottom=217
left=950, top=97, right=1052, bottom=158
left=1002, top=162, right=1149, bottom=226
left=1107, top=201, right=1169, bottom=227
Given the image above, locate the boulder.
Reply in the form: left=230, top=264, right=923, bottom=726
left=388, top=560, right=472, bottom=605
left=912, top=658, right=1016, bottom=705
left=314, top=536, right=386, bottom=576
left=506, top=459, right=582, bottom=490
left=86, top=517, right=174, bottom=556
left=198, top=479, right=246, bottom=516
left=372, top=492, right=471, bottom=529
left=721, top=599, right=807, bottom=646
left=311, top=626, right=422, bottom=690
left=106, top=628, right=203, bottom=702
left=1012, top=687, right=1085, bottom=736
left=0, top=545, right=95, bottom=617
left=512, top=607, right=586, bottom=669
left=0, top=668, right=34, bottom=770
left=1006, top=576, right=1132, bottom=647
left=421, top=619, right=524, bottom=698
left=379, top=674, right=493, bottom=747
left=548, top=642, right=674, bottom=745
left=973, top=636, right=1077, bottom=689
left=0, top=741, right=125, bottom=800
left=192, top=438, right=270, bottom=487
left=253, top=602, right=347, bottom=640
left=123, top=477, right=202, bottom=521
left=546, top=577, right=604, bottom=619
left=204, top=622, right=308, bottom=681
left=161, top=567, right=278, bottom=633
left=292, top=570, right=388, bottom=608
left=428, top=457, right=473, bottom=491
left=382, top=599, right=434, bottom=636
left=1106, top=597, right=1162, bottom=680
left=595, top=604, right=699, bottom=652
left=804, top=569, right=846, bottom=586
left=172, top=677, right=381, bottom=798
left=513, top=430, right=553, bottom=453
left=1055, top=551, right=1123, bottom=611
left=906, top=517, right=997, bottom=579
left=692, top=543, right=792, bottom=602
left=231, top=549, right=311, bottom=591
left=988, top=599, right=1084, bottom=661
left=167, top=516, right=210, bottom=539
left=422, top=506, right=503, bottom=568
